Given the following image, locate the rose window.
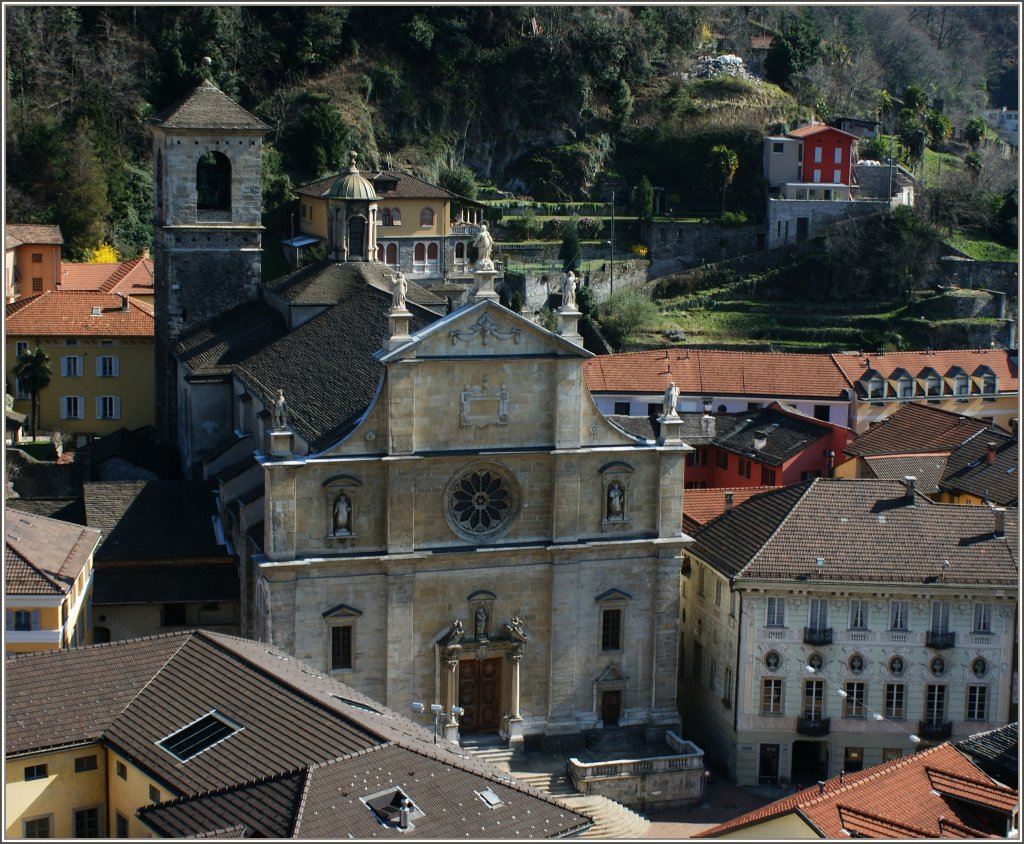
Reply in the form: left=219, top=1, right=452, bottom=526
left=444, top=462, right=520, bottom=542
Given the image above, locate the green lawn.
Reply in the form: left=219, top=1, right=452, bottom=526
left=942, top=228, right=1018, bottom=263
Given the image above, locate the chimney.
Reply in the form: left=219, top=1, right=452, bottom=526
left=724, top=491, right=734, bottom=512
left=753, top=430, right=767, bottom=450
left=824, top=449, right=835, bottom=477
left=817, top=780, right=826, bottom=795
left=986, top=442, right=997, bottom=464
left=903, top=476, right=917, bottom=504
left=994, top=507, right=1006, bottom=536
left=399, top=796, right=412, bottom=830
left=1011, top=419, right=1019, bottom=439
left=140, top=247, right=150, bottom=260
left=119, top=293, right=129, bottom=311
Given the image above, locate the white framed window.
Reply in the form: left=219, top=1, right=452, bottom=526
left=972, top=603, right=992, bottom=633
left=898, top=377, right=914, bottom=398
left=981, top=374, right=997, bottom=395
left=926, top=375, right=942, bottom=399
left=889, top=600, right=908, bottom=630
left=61, top=355, right=83, bottom=377
left=925, top=684, right=946, bottom=723
left=833, top=169, right=841, bottom=183
left=96, top=355, right=119, bottom=377
left=844, top=682, right=865, bottom=718
left=930, top=601, right=950, bottom=633
left=813, top=169, right=821, bottom=183
left=761, top=678, right=783, bottom=714
left=15, top=340, right=29, bottom=357
left=849, top=599, right=868, bottom=630
left=427, top=241, right=439, bottom=267
left=766, top=596, right=785, bottom=627
left=803, top=679, right=824, bottom=718
left=413, top=242, right=426, bottom=268
left=808, top=598, right=828, bottom=631
left=419, top=207, right=434, bottom=227
left=61, top=395, right=85, bottom=420
left=834, top=147, right=842, bottom=164
left=884, top=682, right=905, bottom=718
left=955, top=375, right=969, bottom=396
left=966, top=685, right=988, bottom=720
left=96, top=396, right=121, bottom=420
left=814, top=146, right=822, bottom=163
left=8, top=608, right=40, bottom=631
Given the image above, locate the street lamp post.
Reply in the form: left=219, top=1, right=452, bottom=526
left=411, top=701, right=463, bottom=744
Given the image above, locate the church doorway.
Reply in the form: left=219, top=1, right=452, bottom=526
left=791, top=740, right=829, bottom=788
left=600, top=690, right=621, bottom=726
left=458, top=657, right=502, bottom=734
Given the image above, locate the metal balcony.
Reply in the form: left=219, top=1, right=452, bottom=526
left=925, top=631, right=956, bottom=649
left=918, top=720, right=953, bottom=740
left=803, top=627, right=833, bottom=646
left=796, top=716, right=831, bottom=736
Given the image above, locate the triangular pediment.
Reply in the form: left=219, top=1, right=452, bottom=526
left=594, top=663, right=628, bottom=685
left=377, top=300, right=593, bottom=362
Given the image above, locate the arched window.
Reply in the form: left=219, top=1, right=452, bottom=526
left=455, top=241, right=466, bottom=265
left=420, top=207, right=434, bottom=227
left=427, top=242, right=439, bottom=265
left=376, top=242, right=385, bottom=262
left=414, top=242, right=426, bottom=265
left=391, top=208, right=401, bottom=225
left=196, top=151, right=231, bottom=211
left=381, top=208, right=392, bottom=226
left=348, top=216, right=366, bottom=259
left=385, top=243, right=398, bottom=266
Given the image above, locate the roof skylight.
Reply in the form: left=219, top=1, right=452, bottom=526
left=158, top=711, right=241, bottom=761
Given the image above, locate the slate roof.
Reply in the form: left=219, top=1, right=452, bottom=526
left=149, top=79, right=269, bottom=132
left=956, top=723, right=1019, bottom=789
left=831, top=349, right=1018, bottom=393
left=5, top=510, right=100, bottom=596
left=583, top=348, right=852, bottom=399
left=6, top=631, right=591, bottom=839
left=82, top=480, right=225, bottom=562
left=296, top=168, right=477, bottom=203
left=939, top=429, right=1018, bottom=506
left=691, top=478, right=1018, bottom=586
left=704, top=742, right=1017, bottom=839
left=844, top=402, right=991, bottom=456
left=5, top=291, right=154, bottom=337
left=264, top=259, right=443, bottom=307
left=92, top=564, right=239, bottom=605
left=5, top=496, right=85, bottom=524
left=85, top=426, right=181, bottom=480
left=58, top=256, right=154, bottom=296
left=175, top=299, right=287, bottom=377
left=6, top=223, right=63, bottom=247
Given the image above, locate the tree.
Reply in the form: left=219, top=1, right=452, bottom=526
left=13, top=348, right=52, bottom=438
left=55, top=117, right=111, bottom=259
left=964, top=151, right=983, bottom=182
left=708, top=145, right=739, bottom=215
left=925, top=109, right=952, bottom=148
left=764, top=11, right=823, bottom=89
left=964, top=117, right=986, bottom=149
left=902, top=85, right=928, bottom=114
left=437, top=162, right=478, bottom=199
left=635, top=175, right=654, bottom=221
left=597, top=290, right=658, bottom=350
left=558, top=218, right=581, bottom=273
left=86, top=242, right=119, bottom=262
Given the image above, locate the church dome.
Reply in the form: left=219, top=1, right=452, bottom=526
left=327, top=151, right=377, bottom=200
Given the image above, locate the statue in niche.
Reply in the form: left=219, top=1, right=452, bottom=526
left=333, top=493, right=352, bottom=535
left=561, top=270, right=577, bottom=310
left=390, top=271, right=408, bottom=310
left=506, top=616, right=529, bottom=643
left=662, top=381, right=679, bottom=418
left=474, top=606, right=489, bottom=639
left=273, top=389, right=289, bottom=429
left=473, top=222, right=494, bottom=266
left=607, top=482, right=625, bottom=520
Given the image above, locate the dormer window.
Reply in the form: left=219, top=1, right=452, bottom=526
left=981, top=373, right=997, bottom=397
left=954, top=374, right=970, bottom=398
left=925, top=375, right=942, bottom=400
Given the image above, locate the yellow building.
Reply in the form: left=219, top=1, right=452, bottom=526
left=5, top=291, right=155, bottom=443
left=5, top=224, right=63, bottom=303
left=5, top=509, right=100, bottom=654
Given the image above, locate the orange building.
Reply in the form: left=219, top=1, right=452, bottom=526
left=5, top=224, right=63, bottom=303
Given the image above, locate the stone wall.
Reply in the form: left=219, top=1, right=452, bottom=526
left=645, top=221, right=764, bottom=265
left=939, top=256, right=1019, bottom=298
left=766, top=198, right=886, bottom=248
left=5, top=447, right=85, bottom=498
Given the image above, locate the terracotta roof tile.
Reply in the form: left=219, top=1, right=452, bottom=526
left=4, top=291, right=153, bottom=337
left=832, top=349, right=1018, bottom=392
left=787, top=123, right=859, bottom=140
left=683, top=486, right=776, bottom=529
left=4, top=510, right=100, bottom=596
left=845, top=402, right=991, bottom=456
left=705, top=743, right=1017, bottom=839
left=58, top=257, right=154, bottom=296
left=584, top=349, right=852, bottom=399
left=6, top=223, right=64, bottom=246
left=940, top=429, right=1018, bottom=506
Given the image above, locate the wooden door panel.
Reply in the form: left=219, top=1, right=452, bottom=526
left=458, top=657, right=501, bottom=734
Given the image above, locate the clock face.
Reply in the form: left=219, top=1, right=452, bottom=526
left=444, top=462, right=521, bottom=542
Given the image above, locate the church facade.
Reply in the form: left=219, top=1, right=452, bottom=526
left=154, top=79, right=691, bottom=750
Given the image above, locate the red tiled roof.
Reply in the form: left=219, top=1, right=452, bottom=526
left=5, top=509, right=100, bottom=596
left=705, top=743, right=1017, bottom=839
left=58, top=258, right=155, bottom=296
left=584, top=349, right=852, bottom=399
left=787, top=123, right=859, bottom=140
left=845, top=402, right=992, bottom=456
left=4, top=291, right=153, bottom=337
left=6, top=223, right=64, bottom=247
left=683, top=486, right=776, bottom=529
left=831, top=349, right=1018, bottom=392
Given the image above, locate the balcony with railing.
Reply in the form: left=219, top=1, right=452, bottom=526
left=796, top=716, right=831, bottom=736
left=803, top=627, right=833, bottom=646
left=925, top=630, right=956, bottom=649
left=919, top=720, right=953, bottom=740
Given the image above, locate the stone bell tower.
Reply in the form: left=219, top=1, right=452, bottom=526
left=148, top=72, right=269, bottom=450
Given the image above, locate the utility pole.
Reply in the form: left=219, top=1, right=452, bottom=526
left=609, top=190, right=615, bottom=298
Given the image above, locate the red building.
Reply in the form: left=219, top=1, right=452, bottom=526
left=787, top=123, right=858, bottom=186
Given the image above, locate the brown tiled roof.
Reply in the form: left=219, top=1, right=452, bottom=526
left=6, top=223, right=63, bottom=246
left=150, top=79, right=269, bottom=131
left=58, top=257, right=154, bottom=296
left=7, top=631, right=591, bottom=839
left=704, top=742, right=1017, bottom=838
left=584, top=349, right=852, bottom=399
left=845, top=402, right=992, bottom=457
left=831, top=349, right=1018, bottom=392
left=862, top=454, right=950, bottom=494
left=296, top=168, right=475, bottom=203
left=683, top=486, right=776, bottom=530
left=5, top=497, right=85, bottom=524
left=264, top=259, right=444, bottom=307
left=940, top=429, right=1018, bottom=506
left=4, top=291, right=154, bottom=337
left=692, top=478, right=1018, bottom=586
left=5, top=510, right=100, bottom=596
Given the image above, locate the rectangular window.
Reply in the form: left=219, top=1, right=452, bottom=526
left=808, top=598, right=828, bottom=631
left=74, top=806, right=101, bottom=838
left=61, top=395, right=84, bottom=420
left=761, top=678, right=783, bottom=714
left=24, top=817, right=51, bottom=838
left=15, top=340, right=29, bottom=357
left=716, top=451, right=729, bottom=470
left=844, top=682, right=865, bottom=718
left=693, top=642, right=703, bottom=680
left=32, top=277, right=43, bottom=291
left=889, top=600, right=908, bottom=631
left=899, top=379, right=914, bottom=398
left=849, top=600, right=868, bottom=630
left=331, top=624, right=354, bottom=668
left=24, top=764, right=48, bottom=781
left=738, top=457, right=751, bottom=479
left=833, top=169, right=841, bottom=183
left=687, top=447, right=708, bottom=467
left=813, top=404, right=830, bottom=421
left=600, top=608, right=623, bottom=652
left=709, top=658, right=718, bottom=691
left=149, top=785, right=161, bottom=803
left=729, top=591, right=737, bottom=618
left=96, top=355, right=119, bottom=377
left=15, top=376, right=31, bottom=400
left=698, top=565, right=706, bottom=596
left=723, top=667, right=733, bottom=706
left=31, top=252, right=43, bottom=263
left=10, top=609, right=40, bottom=631
left=61, top=355, right=82, bottom=377
left=613, top=401, right=630, bottom=415
left=766, top=597, right=785, bottom=627
left=760, top=466, right=776, bottom=485
left=844, top=746, right=864, bottom=772
left=813, top=169, right=821, bottom=183
left=647, top=402, right=660, bottom=417
left=814, top=146, right=822, bottom=163
left=972, top=603, right=992, bottom=633
left=773, top=141, right=784, bottom=153
left=930, top=601, right=950, bottom=633
left=74, top=755, right=98, bottom=773
left=115, top=813, right=129, bottom=838
left=885, top=683, right=905, bottom=719
left=925, top=684, right=946, bottom=723
left=803, top=679, right=824, bottom=718
left=834, top=147, right=843, bottom=164
left=162, top=603, right=186, bottom=626
left=96, top=396, right=121, bottom=420
left=882, top=748, right=902, bottom=762
left=116, top=761, right=127, bottom=780
left=714, top=580, right=722, bottom=607
left=966, top=686, right=988, bottom=720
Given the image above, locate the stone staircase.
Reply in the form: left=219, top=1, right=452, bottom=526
left=562, top=795, right=651, bottom=839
